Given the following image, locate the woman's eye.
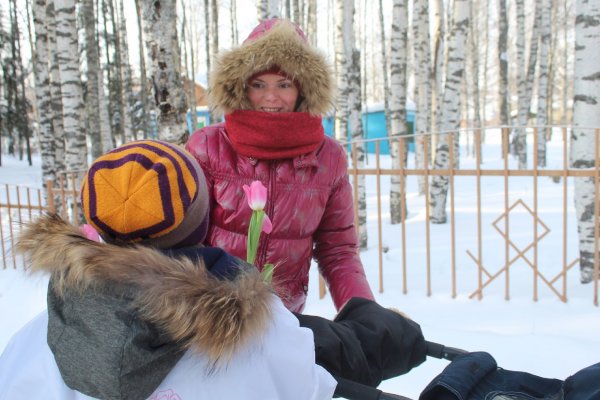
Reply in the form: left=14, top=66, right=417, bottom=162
left=278, top=82, right=293, bottom=89
left=249, top=82, right=264, bottom=89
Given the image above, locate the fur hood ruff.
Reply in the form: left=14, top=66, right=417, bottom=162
left=209, top=20, right=334, bottom=117
left=15, top=213, right=272, bottom=363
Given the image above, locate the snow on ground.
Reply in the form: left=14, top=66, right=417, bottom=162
left=1, top=138, right=599, bottom=399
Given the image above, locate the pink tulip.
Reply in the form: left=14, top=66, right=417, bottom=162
left=243, top=181, right=268, bottom=211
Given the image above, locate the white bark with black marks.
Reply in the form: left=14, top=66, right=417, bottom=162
left=429, top=0, right=470, bottom=224
left=389, top=0, right=408, bottom=224
left=412, top=0, right=432, bottom=195
left=334, top=0, right=352, bottom=142
left=54, top=0, right=87, bottom=173
left=536, top=0, right=551, bottom=167
left=32, top=0, right=55, bottom=188
left=571, top=0, right=600, bottom=283
left=82, top=0, right=103, bottom=158
left=140, top=0, right=188, bottom=144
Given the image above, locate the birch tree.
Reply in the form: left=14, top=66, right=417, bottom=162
left=46, top=0, right=65, bottom=174
left=54, top=0, right=87, bottom=173
left=9, top=0, right=32, bottom=163
left=336, top=0, right=367, bottom=248
left=468, top=0, right=481, bottom=150
left=389, top=0, right=408, bottom=224
left=307, top=0, right=317, bottom=46
left=230, top=0, right=238, bottom=45
left=571, top=0, right=600, bottom=284
left=140, top=0, right=188, bottom=144
left=413, top=0, right=432, bottom=195
left=258, top=0, right=280, bottom=20
left=498, top=0, right=509, bottom=127
left=378, top=0, right=391, bottom=143
left=118, top=0, right=135, bottom=142
left=536, top=0, right=551, bottom=167
left=430, top=0, right=470, bottom=224
left=32, top=0, right=56, bottom=187
left=108, top=0, right=129, bottom=143
left=333, top=0, right=350, bottom=141
left=82, top=0, right=102, bottom=158
left=134, top=0, right=150, bottom=139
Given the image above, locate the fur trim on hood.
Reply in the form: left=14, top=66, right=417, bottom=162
left=15, top=213, right=273, bottom=363
left=209, top=20, right=334, bottom=117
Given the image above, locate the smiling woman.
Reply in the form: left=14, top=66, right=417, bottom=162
left=185, top=18, right=375, bottom=314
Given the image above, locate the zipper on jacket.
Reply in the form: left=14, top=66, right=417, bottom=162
left=257, top=163, right=276, bottom=269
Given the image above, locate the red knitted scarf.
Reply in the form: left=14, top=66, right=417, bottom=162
left=225, top=110, right=324, bottom=160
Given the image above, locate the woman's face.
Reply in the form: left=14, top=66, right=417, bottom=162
left=247, top=73, right=299, bottom=113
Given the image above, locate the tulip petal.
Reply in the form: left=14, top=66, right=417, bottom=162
left=261, top=213, right=273, bottom=234
left=249, top=181, right=267, bottom=210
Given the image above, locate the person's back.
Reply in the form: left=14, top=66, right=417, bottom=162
left=0, top=140, right=336, bottom=400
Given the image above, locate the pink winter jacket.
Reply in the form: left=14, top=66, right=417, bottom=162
left=186, top=124, right=374, bottom=313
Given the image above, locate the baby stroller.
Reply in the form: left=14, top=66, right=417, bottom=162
left=300, top=298, right=600, bottom=400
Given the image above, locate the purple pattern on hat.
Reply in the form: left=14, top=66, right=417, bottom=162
left=87, top=153, right=175, bottom=241
left=116, top=141, right=199, bottom=208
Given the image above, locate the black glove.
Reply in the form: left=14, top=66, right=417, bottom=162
left=296, top=297, right=427, bottom=387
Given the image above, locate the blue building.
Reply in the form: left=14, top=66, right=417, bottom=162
left=322, top=101, right=416, bottom=154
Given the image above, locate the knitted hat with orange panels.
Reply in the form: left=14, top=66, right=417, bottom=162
left=81, top=140, right=209, bottom=249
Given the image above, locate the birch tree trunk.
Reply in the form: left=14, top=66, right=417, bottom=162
left=140, top=0, right=189, bottom=144
left=230, top=0, right=238, bottom=45
left=204, top=0, right=211, bottom=122
left=430, top=0, right=470, bottom=224
left=107, top=0, right=130, bottom=143
left=185, top=0, right=198, bottom=130
left=536, top=0, right=551, bottom=167
left=389, top=0, right=408, bottom=224
left=515, top=0, right=541, bottom=169
left=337, top=0, right=367, bottom=249
left=431, top=0, right=445, bottom=164
left=307, top=0, right=317, bottom=47
left=378, top=0, right=391, bottom=143
left=210, top=0, right=218, bottom=71
left=571, top=0, right=600, bottom=284
left=413, top=0, right=432, bottom=195
left=498, top=0, right=509, bottom=127
left=82, top=0, right=103, bottom=159
left=98, top=71, right=113, bottom=152
left=258, top=0, right=280, bottom=20
left=118, top=0, right=135, bottom=142
left=468, top=0, right=481, bottom=156
left=511, top=0, right=529, bottom=169
left=47, top=0, right=65, bottom=174
left=32, top=0, right=56, bottom=189
left=54, top=0, right=87, bottom=173
left=135, top=0, right=150, bottom=139
left=334, top=0, right=350, bottom=141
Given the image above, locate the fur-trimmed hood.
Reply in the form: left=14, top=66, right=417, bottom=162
left=14, top=214, right=273, bottom=400
left=209, top=19, right=334, bottom=117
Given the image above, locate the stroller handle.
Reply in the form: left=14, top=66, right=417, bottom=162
left=426, top=341, right=468, bottom=361
left=333, top=341, right=469, bottom=399
left=334, top=376, right=413, bottom=400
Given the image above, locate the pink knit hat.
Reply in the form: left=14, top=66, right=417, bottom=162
left=244, top=18, right=307, bottom=44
